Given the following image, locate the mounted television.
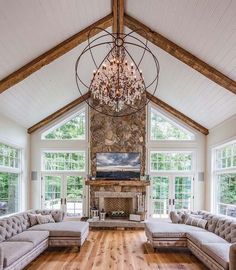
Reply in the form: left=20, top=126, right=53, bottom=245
left=96, top=152, right=141, bottom=180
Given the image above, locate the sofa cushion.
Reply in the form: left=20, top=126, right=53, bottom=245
left=145, top=221, right=205, bottom=238
left=198, top=211, right=222, bottom=232
left=36, top=214, right=55, bottom=224
left=185, top=214, right=207, bottom=229
left=202, top=243, right=230, bottom=269
left=7, top=230, right=49, bottom=247
left=35, top=210, right=64, bottom=222
left=28, top=221, right=89, bottom=237
left=0, top=241, right=33, bottom=267
left=187, top=231, right=228, bottom=248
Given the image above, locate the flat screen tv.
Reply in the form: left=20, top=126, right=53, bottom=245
left=96, top=152, right=141, bottom=180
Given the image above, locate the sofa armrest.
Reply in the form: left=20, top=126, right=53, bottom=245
left=0, top=245, right=3, bottom=270
left=230, top=243, right=236, bottom=270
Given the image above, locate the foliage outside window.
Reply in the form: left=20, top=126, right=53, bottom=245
left=150, top=152, right=192, bottom=172
left=150, top=108, right=194, bottom=140
left=42, top=152, right=86, bottom=171
left=0, top=143, right=21, bottom=216
left=214, top=142, right=236, bottom=217
left=0, top=143, right=20, bottom=169
left=42, top=111, right=86, bottom=140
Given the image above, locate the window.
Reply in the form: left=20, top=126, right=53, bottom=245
left=150, top=151, right=192, bottom=172
left=0, top=143, right=21, bottom=216
left=42, top=151, right=86, bottom=172
left=149, top=151, right=194, bottom=217
left=41, top=110, right=86, bottom=140
left=0, top=143, right=20, bottom=169
left=213, top=141, right=236, bottom=217
left=150, top=108, right=194, bottom=140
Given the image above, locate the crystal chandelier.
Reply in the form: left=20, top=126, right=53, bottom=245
left=91, top=46, right=145, bottom=112
left=75, top=28, right=160, bottom=117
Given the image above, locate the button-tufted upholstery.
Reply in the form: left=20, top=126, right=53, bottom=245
left=0, top=217, right=23, bottom=242
left=0, top=209, right=89, bottom=270
left=146, top=211, right=236, bottom=270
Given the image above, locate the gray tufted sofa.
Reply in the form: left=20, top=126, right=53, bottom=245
left=0, top=209, right=89, bottom=270
left=145, top=211, right=236, bottom=270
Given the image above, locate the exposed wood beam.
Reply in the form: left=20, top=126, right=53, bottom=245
left=27, top=92, right=91, bottom=134
left=113, top=0, right=124, bottom=34
left=0, top=14, right=113, bottom=94
left=125, top=14, right=236, bottom=95
left=146, top=91, right=209, bottom=135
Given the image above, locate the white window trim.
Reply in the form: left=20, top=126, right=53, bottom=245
left=148, top=104, right=196, bottom=142
left=40, top=105, right=88, bottom=141
left=212, top=139, right=236, bottom=216
left=149, top=150, right=195, bottom=174
left=0, top=141, right=23, bottom=215
left=41, top=149, right=88, bottom=174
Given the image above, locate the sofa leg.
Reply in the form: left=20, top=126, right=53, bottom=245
left=78, top=246, right=80, bottom=252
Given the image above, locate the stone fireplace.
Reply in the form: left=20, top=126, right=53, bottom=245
left=86, top=180, right=150, bottom=228
left=95, top=191, right=144, bottom=217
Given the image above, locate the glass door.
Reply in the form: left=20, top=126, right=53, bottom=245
left=174, top=176, right=193, bottom=211
left=42, top=175, right=63, bottom=210
left=41, top=173, right=85, bottom=217
left=64, top=175, right=84, bottom=217
left=151, top=175, right=194, bottom=218
left=152, top=176, right=170, bottom=218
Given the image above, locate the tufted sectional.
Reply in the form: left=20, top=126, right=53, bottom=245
left=0, top=209, right=89, bottom=270
left=145, top=210, right=236, bottom=270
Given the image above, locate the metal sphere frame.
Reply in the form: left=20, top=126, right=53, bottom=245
left=75, top=27, right=160, bottom=117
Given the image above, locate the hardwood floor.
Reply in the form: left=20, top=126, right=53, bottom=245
left=26, top=230, right=208, bottom=270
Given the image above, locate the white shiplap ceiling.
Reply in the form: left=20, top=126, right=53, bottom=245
left=0, top=0, right=236, bottom=130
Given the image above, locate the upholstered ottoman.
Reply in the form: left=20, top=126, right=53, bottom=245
left=28, top=221, right=89, bottom=249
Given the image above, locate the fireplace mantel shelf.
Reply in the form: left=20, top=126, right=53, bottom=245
left=85, top=180, right=150, bottom=187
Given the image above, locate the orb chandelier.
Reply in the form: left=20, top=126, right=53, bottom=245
left=75, top=28, right=160, bottom=117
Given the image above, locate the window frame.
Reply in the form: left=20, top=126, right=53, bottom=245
left=41, top=149, right=87, bottom=173
left=149, top=150, right=194, bottom=174
left=41, top=107, right=87, bottom=141
left=148, top=105, right=196, bottom=142
left=0, top=141, right=22, bottom=216
left=212, top=140, right=236, bottom=217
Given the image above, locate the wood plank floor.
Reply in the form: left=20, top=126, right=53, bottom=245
left=25, top=230, right=208, bottom=270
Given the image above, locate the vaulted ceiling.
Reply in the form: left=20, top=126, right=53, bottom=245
left=0, top=0, right=236, bottom=131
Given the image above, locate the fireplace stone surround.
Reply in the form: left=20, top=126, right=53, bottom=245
left=86, top=180, right=150, bottom=228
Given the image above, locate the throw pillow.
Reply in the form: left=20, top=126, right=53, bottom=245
left=170, top=211, right=182, bottom=223
left=36, top=214, right=55, bottom=224
left=28, top=213, right=41, bottom=226
left=185, top=214, right=207, bottom=229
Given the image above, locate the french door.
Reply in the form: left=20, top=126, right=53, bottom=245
left=41, top=173, right=85, bottom=217
left=151, top=175, right=194, bottom=218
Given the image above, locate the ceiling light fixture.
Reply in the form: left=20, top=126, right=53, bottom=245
left=75, top=28, right=160, bottom=117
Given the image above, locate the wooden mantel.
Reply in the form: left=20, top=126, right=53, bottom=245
left=85, top=180, right=150, bottom=187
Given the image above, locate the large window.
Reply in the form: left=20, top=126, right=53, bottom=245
left=42, top=151, right=86, bottom=172
left=150, top=151, right=192, bottom=172
left=41, top=110, right=86, bottom=140
left=213, top=141, right=236, bottom=217
left=150, top=108, right=194, bottom=140
left=0, top=143, right=21, bottom=216
left=149, top=151, right=194, bottom=217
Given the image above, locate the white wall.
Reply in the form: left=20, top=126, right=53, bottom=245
left=0, top=113, right=30, bottom=211
left=206, top=114, right=236, bottom=211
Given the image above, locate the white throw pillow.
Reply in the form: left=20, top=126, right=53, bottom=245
left=185, top=214, right=207, bottom=229
left=36, top=214, right=55, bottom=224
